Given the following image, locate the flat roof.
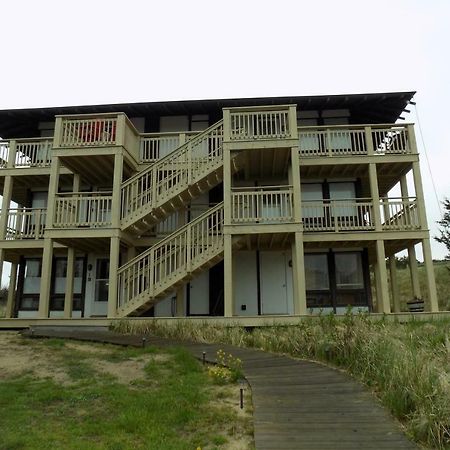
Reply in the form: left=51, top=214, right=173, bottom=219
left=0, top=91, right=415, bottom=138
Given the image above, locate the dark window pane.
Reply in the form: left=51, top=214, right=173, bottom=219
left=335, top=253, right=364, bottom=289
left=306, top=292, right=332, bottom=308
left=305, top=254, right=329, bottom=290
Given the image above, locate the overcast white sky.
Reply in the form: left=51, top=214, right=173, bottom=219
left=1, top=0, right=449, bottom=284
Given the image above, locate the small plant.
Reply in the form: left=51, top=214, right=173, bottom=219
left=208, top=349, right=243, bottom=384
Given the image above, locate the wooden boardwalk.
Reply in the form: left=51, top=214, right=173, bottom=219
left=23, top=327, right=418, bottom=450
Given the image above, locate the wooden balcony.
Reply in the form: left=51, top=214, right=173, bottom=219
left=5, top=208, right=46, bottom=240
left=231, top=186, right=294, bottom=224
left=298, top=124, right=415, bottom=158
left=53, top=192, right=113, bottom=228
left=302, top=197, right=421, bottom=233
left=223, top=105, right=298, bottom=149
left=0, top=138, right=53, bottom=169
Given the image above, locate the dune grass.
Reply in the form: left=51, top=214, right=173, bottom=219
left=113, top=314, right=450, bottom=449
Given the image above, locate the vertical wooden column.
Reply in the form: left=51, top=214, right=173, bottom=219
left=375, top=240, right=390, bottom=313
left=368, top=163, right=381, bottom=230
left=63, top=248, right=76, bottom=319
left=112, top=152, right=123, bottom=228
left=290, top=147, right=306, bottom=315
left=5, top=262, right=18, bottom=318
left=222, top=132, right=233, bottom=317
left=223, top=234, right=233, bottom=317
left=422, top=238, right=439, bottom=312
left=389, top=256, right=400, bottom=312
left=0, top=174, right=14, bottom=286
left=107, top=236, right=120, bottom=318
left=292, top=232, right=307, bottom=315
left=38, top=238, right=53, bottom=318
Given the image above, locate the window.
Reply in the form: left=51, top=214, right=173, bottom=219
left=51, top=258, right=85, bottom=311
left=329, top=182, right=357, bottom=218
left=305, top=251, right=368, bottom=310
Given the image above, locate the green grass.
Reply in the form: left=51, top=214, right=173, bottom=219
left=114, top=315, right=450, bottom=449
left=0, top=336, right=253, bottom=450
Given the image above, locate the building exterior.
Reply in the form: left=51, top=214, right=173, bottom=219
left=0, top=93, right=439, bottom=320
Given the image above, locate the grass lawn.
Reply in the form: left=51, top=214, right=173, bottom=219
left=0, top=332, right=253, bottom=450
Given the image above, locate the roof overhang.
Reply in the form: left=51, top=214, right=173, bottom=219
left=0, top=91, right=415, bottom=139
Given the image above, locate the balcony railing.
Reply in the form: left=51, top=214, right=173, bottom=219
left=5, top=208, right=46, bottom=239
left=301, top=197, right=419, bottom=232
left=302, top=199, right=374, bottom=232
left=139, top=131, right=200, bottom=163
left=227, top=105, right=295, bottom=141
left=380, top=197, right=420, bottom=230
left=231, top=186, right=294, bottom=224
left=0, top=138, right=53, bottom=168
left=57, top=115, right=119, bottom=148
left=53, top=192, right=113, bottom=228
left=298, top=124, right=412, bottom=157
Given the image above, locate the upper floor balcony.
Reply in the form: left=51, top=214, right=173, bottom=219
left=0, top=138, right=53, bottom=169
left=298, top=123, right=415, bottom=158
left=229, top=186, right=422, bottom=234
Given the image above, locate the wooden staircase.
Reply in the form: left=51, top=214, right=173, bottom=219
left=116, top=202, right=241, bottom=317
left=120, top=120, right=239, bottom=235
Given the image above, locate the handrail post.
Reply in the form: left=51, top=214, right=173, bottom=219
left=6, top=140, right=16, bottom=168
left=288, top=105, right=298, bottom=140
left=223, top=108, right=231, bottom=142
left=406, top=124, right=417, bottom=154
left=365, top=126, right=374, bottom=155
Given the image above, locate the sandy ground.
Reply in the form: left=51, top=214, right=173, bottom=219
left=0, top=331, right=254, bottom=449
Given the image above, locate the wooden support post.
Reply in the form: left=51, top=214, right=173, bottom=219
left=0, top=175, right=14, bottom=239
left=112, top=152, right=123, bottom=228
left=223, top=146, right=232, bottom=226
left=389, top=256, right=400, bottom=312
left=408, top=245, right=422, bottom=298
left=412, top=161, right=428, bottom=230
left=45, top=156, right=61, bottom=229
left=290, top=147, right=302, bottom=224
left=5, top=262, right=18, bottom=318
left=369, top=163, right=382, bottom=231
left=108, top=236, right=121, bottom=318
left=375, top=240, right=390, bottom=314
left=38, top=238, right=54, bottom=318
left=292, top=232, right=307, bottom=315
left=64, top=247, right=75, bottom=319
left=422, top=238, right=439, bottom=312
left=223, top=234, right=233, bottom=317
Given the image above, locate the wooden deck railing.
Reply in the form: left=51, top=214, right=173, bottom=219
left=380, top=197, right=420, bottom=230
left=0, top=139, right=53, bottom=168
left=15, top=139, right=53, bottom=167
left=298, top=124, right=413, bottom=157
left=228, top=106, right=294, bottom=141
left=139, top=131, right=200, bottom=163
left=117, top=203, right=224, bottom=311
left=121, top=120, right=223, bottom=223
left=57, top=115, right=119, bottom=147
left=6, top=208, right=46, bottom=239
left=53, top=192, right=113, bottom=228
left=302, top=199, right=375, bottom=232
left=231, top=186, right=294, bottom=224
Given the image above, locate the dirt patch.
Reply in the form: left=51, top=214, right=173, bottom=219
left=205, top=383, right=254, bottom=450
left=64, top=341, right=112, bottom=355
left=0, top=332, right=70, bottom=384
left=90, top=352, right=172, bottom=384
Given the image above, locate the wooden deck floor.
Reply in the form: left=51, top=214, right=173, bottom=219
left=22, top=326, right=418, bottom=450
